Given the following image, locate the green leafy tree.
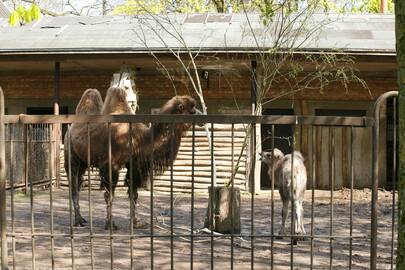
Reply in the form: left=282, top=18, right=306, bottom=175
left=114, top=0, right=214, bottom=14
left=8, top=3, right=41, bottom=26
left=396, top=0, right=405, bottom=267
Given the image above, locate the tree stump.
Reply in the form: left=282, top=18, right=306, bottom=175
left=204, top=186, right=241, bottom=234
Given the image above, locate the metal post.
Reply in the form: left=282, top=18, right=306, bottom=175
left=249, top=60, right=257, bottom=193
left=371, top=91, right=398, bottom=270
left=0, top=86, right=8, bottom=270
left=54, top=62, right=61, bottom=187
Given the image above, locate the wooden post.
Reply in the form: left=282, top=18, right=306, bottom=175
left=380, top=0, right=388, bottom=14
left=0, top=86, right=8, bottom=269
left=204, top=187, right=241, bottom=233
left=54, top=62, right=61, bottom=187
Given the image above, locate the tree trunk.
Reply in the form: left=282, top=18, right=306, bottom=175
left=204, top=186, right=241, bottom=233
left=396, top=1, right=405, bottom=267
left=102, top=0, right=107, bottom=15
left=212, top=0, right=225, bottom=13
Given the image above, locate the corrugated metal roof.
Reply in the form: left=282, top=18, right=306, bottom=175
left=0, top=13, right=395, bottom=55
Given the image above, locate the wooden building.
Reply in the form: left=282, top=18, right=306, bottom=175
left=0, top=13, right=396, bottom=192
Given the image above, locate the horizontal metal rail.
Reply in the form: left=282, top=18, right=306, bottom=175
left=5, top=232, right=373, bottom=240
left=3, top=114, right=373, bottom=127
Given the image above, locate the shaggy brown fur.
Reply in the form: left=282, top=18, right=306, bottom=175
left=66, top=86, right=199, bottom=229
left=125, top=95, right=198, bottom=227
left=64, top=88, right=104, bottom=226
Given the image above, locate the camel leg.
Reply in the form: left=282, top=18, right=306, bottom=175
left=294, top=201, right=306, bottom=242
left=299, top=201, right=306, bottom=235
left=69, top=152, right=87, bottom=227
left=125, top=162, right=146, bottom=229
left=74, top=162, right=87, bottom=226
left=100, top=166, right=119, bottom=230
left=129, top=186, right=146, bottom=229
left=277, top=200, right=289, bottom=239
left=294, top=201, right=301, bottom=234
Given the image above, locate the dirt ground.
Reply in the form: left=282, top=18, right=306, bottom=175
left=2, top=187, right=397, bottom=270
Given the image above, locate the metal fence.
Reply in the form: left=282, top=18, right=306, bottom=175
left=0, top=91, right=399, bottom=270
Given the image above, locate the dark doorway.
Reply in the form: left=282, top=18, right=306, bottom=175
left=315, top=109, right=366, bottom=117
left=27, top=106, right=69, bottom=140
left=260, top=108, right=294, bottom=189
left=26, top=106, right=68, bottom=115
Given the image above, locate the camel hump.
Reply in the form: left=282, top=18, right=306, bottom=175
left=102, top=86, right=133, bottom=115
left=76, top=88, right=103, bottom=115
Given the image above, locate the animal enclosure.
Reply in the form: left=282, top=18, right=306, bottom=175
left=0, top=93, right=399, bottom=270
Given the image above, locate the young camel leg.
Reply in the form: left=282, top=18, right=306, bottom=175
left=299, top=201, right=306, bottom=235
left=294, top=200, right=302, bottom=234
left=294, top=200, right=306, bottom=242
left=277, top=200, right=289, bottom=239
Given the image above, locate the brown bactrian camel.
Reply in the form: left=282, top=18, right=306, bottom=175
left=64, top=88, right=104, bottom=227
left=66, top=86, right=200, bottom=229
left=124, top=95, right=200, bottom=227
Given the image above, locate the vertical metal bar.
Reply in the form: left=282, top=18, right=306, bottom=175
left=310, top=125, right=316, bottom=269
left=24, top=125, right=28, bottom=194
left=349, top=127, right=354, bottom=270
left=370, top=92, right=398, bottom=270
left=170, top=124, right=174, bottom=270
left=10, top=125, right=16, bottom=270
left=231, top=123, right=234, bottom=270
left=191, top=124, right=195, bottom=270
left=149, top=123, right=154, bottom=270
left=0, top=87, right=6, bottom=270
left=49, top=124, right=55, bottom=270
left=249, top=59, right=257, bottom=268
left=270, top=124, right=275, bottom=270
left=67, top=126, right=75, bottom=270
left=329, top=128, right=335, bottom=270
left=54, top=62, right=61, bottom=188
left=29, top=126, right=36, bottom=270
left=210, top=122, right=214, bottom=270
left=391, top=97, right=397, bottom=270
left=290, top=125, right=295, bottom=270
left=128, top=123, right=134, bottom=270
left=251, top=123, right=255, bottom=270
left=108, top=123, right=113, bottom=270
left=87, top=124, right=94, bottom=270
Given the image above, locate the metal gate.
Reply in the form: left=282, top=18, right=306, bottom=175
left=0, top=90, right=399, bottom=270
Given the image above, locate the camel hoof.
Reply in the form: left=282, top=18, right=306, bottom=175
left=104, top=221, right=119, bottom=231
left=295, top=235, right=307, bottom=241
left=133, top=217, right=146, bottom=229
left=74, top=217, right=87, bottom=227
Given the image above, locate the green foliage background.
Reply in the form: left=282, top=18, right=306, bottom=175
left=8, top=4, right=41, bottom=26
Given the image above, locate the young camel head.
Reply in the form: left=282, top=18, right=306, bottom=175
left=260, top=148, right=285, bottom=168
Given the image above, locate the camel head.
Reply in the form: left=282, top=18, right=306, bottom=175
left=159, top=95, right=200, bottom=115
left=260, top=148, right=285, bottom=168
left=158, top=95, right=202, bottom=130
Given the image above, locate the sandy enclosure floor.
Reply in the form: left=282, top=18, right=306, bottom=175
left=2, top=187, right=397, bottom=270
